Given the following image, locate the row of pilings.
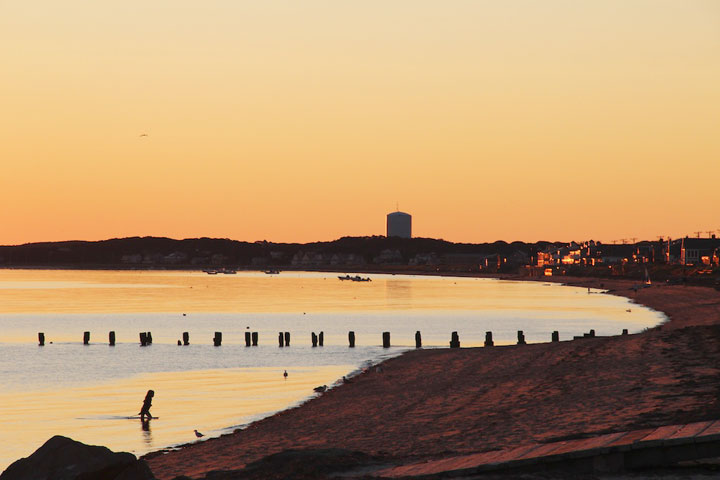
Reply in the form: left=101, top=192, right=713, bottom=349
left=35, top=328, right=630, bottom=347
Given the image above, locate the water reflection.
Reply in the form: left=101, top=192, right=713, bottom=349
left=384, top=279, right=413, bottom=307
left=0, top=365, right=353, bottom=472
left=140, top=419, right=152, bottom=446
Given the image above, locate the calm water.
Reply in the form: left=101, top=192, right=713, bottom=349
left=0, top=270, right=665, bottom=470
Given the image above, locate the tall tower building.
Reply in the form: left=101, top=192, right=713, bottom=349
left=387, top=211, right=412, bottom=238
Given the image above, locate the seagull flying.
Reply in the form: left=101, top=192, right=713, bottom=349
left=194, top=429, right=204, bottom=438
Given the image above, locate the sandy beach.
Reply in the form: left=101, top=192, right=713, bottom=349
left=145, top=278, right=720, bottom=479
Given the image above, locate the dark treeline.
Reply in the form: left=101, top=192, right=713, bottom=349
left=0, top=236, right=557, bottom=270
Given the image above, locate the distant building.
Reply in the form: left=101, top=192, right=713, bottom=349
left=680, top=237, right=720, bottom=265
left=373, top=248, right=404, bottom=264
left=387, top=211, right=412, bottom=238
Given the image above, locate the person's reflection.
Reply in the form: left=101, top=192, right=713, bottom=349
left=141, top=419, right=153, bottom=447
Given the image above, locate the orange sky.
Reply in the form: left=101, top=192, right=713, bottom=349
left=1, top=1, right=719, bottom=245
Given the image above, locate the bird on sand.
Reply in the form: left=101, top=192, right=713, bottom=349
left=194, top=429, right=204, bottom=438
left=313, top=385, right=327, bottom=393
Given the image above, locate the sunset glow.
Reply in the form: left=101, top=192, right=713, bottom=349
left=2, top=1, right=718, bottom=244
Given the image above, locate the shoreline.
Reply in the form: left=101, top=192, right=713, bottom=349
left=144, top=274, right=720, bottom=479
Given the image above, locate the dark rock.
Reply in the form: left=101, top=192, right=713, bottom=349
left=0, top=435, right=155, bottom=480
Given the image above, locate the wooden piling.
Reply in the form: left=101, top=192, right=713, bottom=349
left=245, top=331, right=252, bottom=347
left=83, top=331, right=90, bottom=345
left=484, top=331, right=494, bottom=347
left=183, top=331, right=189, bottom=346
left=517, top=330, right=526, bottom=345
left=38, top=332, right=45, bottom=346
left=581, top=328, right=596, bottom=338
left=146, top=332, right=153, bottom=345
left=552, top=331, right=559, bottom=342
left=318, top=331, right=324, bottom=347
left=139, top=332, right=148, bottom=346
left=278, top=332, right=285, bottom=347
left=415, top=330, right=422, bottom=348
left=382, top=331, right=390, bottom=348
left=311, top=332, right=318, bottom=347
left=214, top=331, right=222, bottom=346
left=284, top=332, right=290, bottom=346
left=252, top=331, right=258, bottom=346
left=622, top=328, right=628, bottom=335
left=109, top=331, right=115, bottom=346
left=348, top=331, right=355, bottom=348
left=450, top=331, right=460, bottom=348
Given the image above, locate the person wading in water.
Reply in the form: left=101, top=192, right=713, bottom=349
left=139, top=390, right=154, bottom=421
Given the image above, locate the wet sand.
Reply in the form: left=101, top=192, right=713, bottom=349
left=145, top=278, right=720, bottom=479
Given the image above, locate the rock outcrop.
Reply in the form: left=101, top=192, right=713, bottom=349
left=0, top=435, right=155, bottom=480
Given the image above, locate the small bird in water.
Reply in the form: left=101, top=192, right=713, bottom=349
left=283, top=370, right=288, bottom=379
left=194, top=429, right=204, bottom=438
left=139, top=133, right=148, bottom=137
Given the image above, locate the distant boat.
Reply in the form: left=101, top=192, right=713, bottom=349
left=205, top=268, right=236, bottom=275
left=264, top=269, right=280, bottom=275
left=338, top=275, right=371, bottom=282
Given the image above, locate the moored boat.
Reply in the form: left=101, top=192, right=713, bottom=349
left=338, top=274, right=371, bottom=282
